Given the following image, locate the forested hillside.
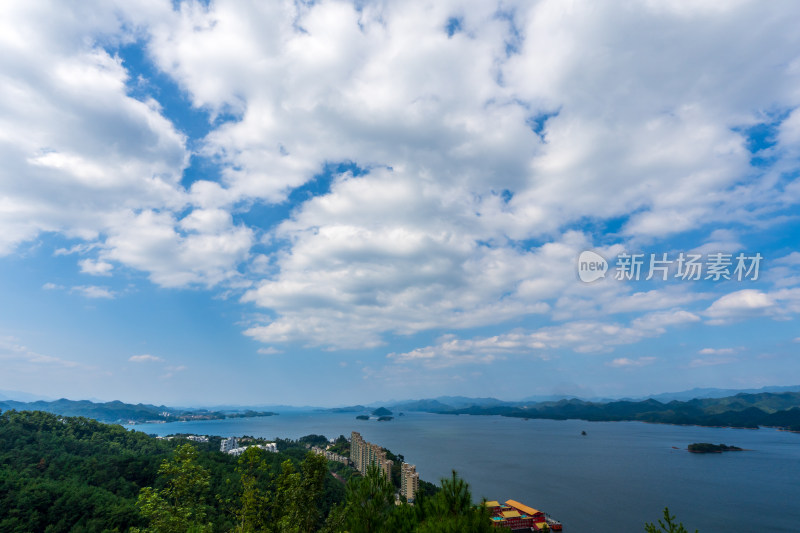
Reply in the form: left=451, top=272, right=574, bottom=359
left=0, top=410, right=496, bottom=532
left=433, top=393, right=800, bottom=430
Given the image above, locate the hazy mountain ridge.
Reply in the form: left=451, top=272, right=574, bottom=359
left=634, top=385, right=800, bottom=402
left=4, top=386, right=800, bottom=430
left=0, top=398, right=276, bottom=424
left=372, top=390, right=800, bottom=431
left=437, top=393, right=800, bottom=430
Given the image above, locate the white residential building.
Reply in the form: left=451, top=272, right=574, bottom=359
left=227, top=443, right=278, bottom=456
left=220, top=437, right=238, bottom=453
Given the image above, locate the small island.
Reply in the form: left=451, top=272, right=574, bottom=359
left=355, top=407, right=394, bottom=421
left=688, top=442, right=743, bottom=453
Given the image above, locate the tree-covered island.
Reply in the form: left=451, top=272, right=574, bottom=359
left=688, top=443, right=743, bottom=453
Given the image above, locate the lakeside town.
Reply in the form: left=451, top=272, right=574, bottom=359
left=198, top=430, right=563, bottom=531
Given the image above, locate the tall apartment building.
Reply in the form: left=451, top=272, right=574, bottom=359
left=220, top=436, right=238, bottom=453
left=350, top=431, right=393, bottom=479
left=401, top=462, right=419, bottom=502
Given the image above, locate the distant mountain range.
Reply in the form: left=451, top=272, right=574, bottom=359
left=376, top=391, right=800, bottom=431
left=4, top=385, right=800, bottom=431
left=0, top=398, right=276, bottom=424
left=632, top=385, right=800, bottom=402
left=371, top=385, right=800, bottom=412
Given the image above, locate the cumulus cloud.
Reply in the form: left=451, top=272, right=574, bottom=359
left=129, top=354, right=164, bottom=363
left=603, top=287, right=711, bottom=314
left=0, top=2, right=253, bottom=290
left=103, top=209, right=253, bottom=288
left=0, top=1, right=187, bottom=255
left=698, top=348, right=736, bottom=355
left=213, top=0, right=799, bottom=350
left=3, top=0, right=800, bottom=363
left=71, top=285, right=116, bottom=299
left=703, top=288, right=800, bottom=323
left=242, top=214, right=583, bottom=348
left=148, top=0, right=800, bottom=241
left=79, top=258, right=113, bottom=276
left=606, top=357, right=657, bottom=368
left=688, top=356, right=737, bottom=368
left=389, top=309, right=699, bottom=368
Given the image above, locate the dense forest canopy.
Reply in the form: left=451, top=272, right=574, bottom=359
left=0, top=410, right=496, bottom=532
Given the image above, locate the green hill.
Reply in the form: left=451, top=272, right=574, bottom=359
left=442, top=392, right=800, bottom=430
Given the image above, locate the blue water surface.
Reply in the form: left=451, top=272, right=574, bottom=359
left=129, top=412, right=800, bottom=533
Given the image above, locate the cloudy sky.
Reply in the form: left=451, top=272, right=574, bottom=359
left=1, top=0, right=799, bottom=406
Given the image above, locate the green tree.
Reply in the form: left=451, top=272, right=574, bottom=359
left=134, top=443, right=212, bottom=533
left=235, top=447, right=271, bottom=532
left=645, top=507, right=698, bottom=533
left=318, top=502, right=347, bottom=533
left=273, top=452, right=329, bottom=533
left=277, top=452, right=328, bottom=533
left=382, top=499, right=422, bottom=533
left=417, top=471, right=493, bottom=533
left=344, top=465, right=396, bottom=533
left=297, top=452, right=328, bottom=531
left=272, top=459, right=299, bottom=531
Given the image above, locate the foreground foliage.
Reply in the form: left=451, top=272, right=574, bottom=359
left=644, top=507, right=698, bottom=533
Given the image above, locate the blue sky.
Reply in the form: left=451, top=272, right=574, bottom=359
left=1, top=0, right=800, bottom=407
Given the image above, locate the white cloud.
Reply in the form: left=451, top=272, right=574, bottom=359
left=688, top=357, right=737, bottom=368
left=200, top=0, right=799, bottom=350
left=79, top=258, right=113, bottom=276
left=257, top=347, right=282, bottom=355
left=0, top=2, right=187, bottom=255
left=706, top=289, right=773, bottom=318
left=242, top=212, right=582, bottom=348
left=3, top=0, right=800, bottom=360
left=606, top=357, right=657, bottom=368
left=388, top=308, right=699, bottom=368
left=603, top=287, right=710, bottom=314
left=0, top=336, right=81, bottom=369
left=129, top=354, right=164, bottom=363
left=42, top=282, right=63, bottom=290
left=149, top=0, right=800, bottom=237
left=71, top=285, right=115, bottom=299
left=0, top=2, right=254, bottom=291
left=161, top=365, right=187, bottom=380
left=698, top=347, right=736, bottom=355
left=103, top=209, right=253, bottom=288
left=765, top=252, right=800, bottom=289
left=705, top=288, right=800, bottom=325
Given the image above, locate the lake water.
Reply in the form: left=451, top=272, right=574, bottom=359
left=129, top=412, right=800, bottom=533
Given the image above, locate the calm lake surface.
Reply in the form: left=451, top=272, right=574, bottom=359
left=129, top=412, right=800, bottom=533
